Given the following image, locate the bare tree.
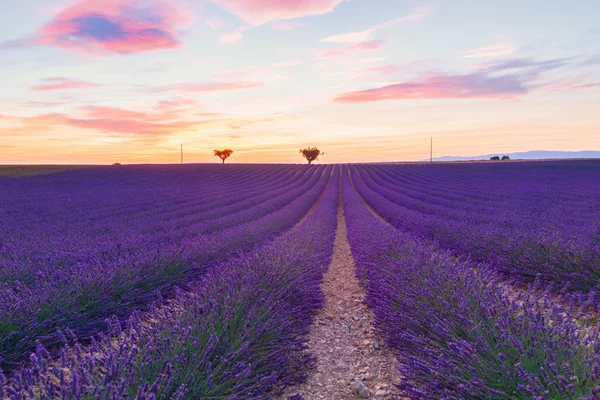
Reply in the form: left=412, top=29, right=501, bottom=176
left=214, top=149, right=233, bottom=164
left=299, top=147, right=323, bottom=164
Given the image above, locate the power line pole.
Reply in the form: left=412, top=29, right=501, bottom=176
left=180, top=143, right=183, bottom=165
left=430, top=137, right=433, bottom=163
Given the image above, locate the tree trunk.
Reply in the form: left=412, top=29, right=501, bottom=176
left=222, top=159, right=225, bottom=164
left=308, top=160, right=312, bottom=164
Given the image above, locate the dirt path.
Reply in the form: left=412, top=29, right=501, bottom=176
left=283, top=196, right=401, bottom=400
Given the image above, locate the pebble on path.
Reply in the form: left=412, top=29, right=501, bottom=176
left=281, top=196, right=401, bottom=399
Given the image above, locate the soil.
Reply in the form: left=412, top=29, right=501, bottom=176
left=281, top=198, right=402, bottom=400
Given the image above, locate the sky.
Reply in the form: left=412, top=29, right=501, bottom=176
left=1, top=0, right=599, bottom=164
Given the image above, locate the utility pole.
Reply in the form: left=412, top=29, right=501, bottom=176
left=430, top=137, right=433, bottom=163
left=180, top=143, right=183, bottom=165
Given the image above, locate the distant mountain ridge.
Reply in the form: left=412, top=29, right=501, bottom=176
left=428, top=150, right=600, bottom=162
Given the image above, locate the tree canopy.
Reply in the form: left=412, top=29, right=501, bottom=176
left=299, top=147, right=323, bottom=164
left=214, top=149, right=233, bottom=164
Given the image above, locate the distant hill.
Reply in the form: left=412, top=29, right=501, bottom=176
left=428, top=150, right=600, bottom=162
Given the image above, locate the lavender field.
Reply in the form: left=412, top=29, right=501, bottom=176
left=1, top=161, right=600, bottom=399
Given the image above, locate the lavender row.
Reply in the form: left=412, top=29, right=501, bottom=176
left=371, top=161, right=600, bottom=205
left=0, top=165, right=309, bottom=272
left=1, top=167, right=340, bottom=399
left=351, top=164, right=600, bottom=298
left=1, top=165, right=268, bottom=225
left=0, top=165, right=304, bottom=270
left=342, top=167, right=600, bottom=399
left=0, top=165, right=331, bottom=369
left=0, top=165, right=320, bottom=286
left=363, top=164, right=598, bottom=236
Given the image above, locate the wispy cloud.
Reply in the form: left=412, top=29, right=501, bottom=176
left=318, top=40, right=387, bottom=59
left=15, top=0, right=192, bottom=55
left=30, top=77, right=101, bottom=91
left=539, top=76, right=600, bottom=93
left=320, top=28, right=374, bottom=45
left=459, top=43, right=516, bottom=58
left=334, top=57, right=572, bottom=103
left=4, top=101, right=276, bottom=140
left=23, top=101, right=65, bottom=108
left=480, top=57, right=572, bottom=74
left=211, top=0, right=345, bottom=26
left=328, top=64, right=402, bottom=77
left=319, top=4, right=435, bottom=44
left=334, top=72, right=528, bottom=103
left=4, top=101, right=209, bottom=137
left=164, top=81, right=263, bottom=92
left=573, top=82, right=600, bottom=90
left=580, top=54, right=600, bottom=66
left=13, top=112, right=198, bottom=136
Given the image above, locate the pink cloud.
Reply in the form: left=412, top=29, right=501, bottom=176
left=269, top=21, right=304, bottom=30
left=320, top=28, right=374, bottom=44
left=165, top=81, right=263, bottom=92
left=7, top=102, right=274, bottom=139
left=19, top=113, right=171, bottom=135
left=154, top=99, right=198, bottom=110
left=79, top=102, right=208, bottom=122
left=211, top=0, right=344, bottom=26
left=318, top=40, right=387, bottom=59
left=17, top=103, right=213, bottom=136
left=334, top=72, right=529, bottom=103
left=30, top=77, right=101, bottom=91
left=78, top=106, right=149, bottom=120
left=33, top=0, right=192, bottom=54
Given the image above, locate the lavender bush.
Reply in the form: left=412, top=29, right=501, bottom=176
left=0, top=165, right=330, bottom=369
left=1, top=167, right=340, bottom=399
left=351, top=161, right=600, bottom=299
left=342, top=166, right=600, bottom=399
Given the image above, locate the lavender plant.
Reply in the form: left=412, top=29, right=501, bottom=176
left=0, top=165, right=330, bottom=369
left=351, top=161, right=600, bottom=301
left=2, top=167, right=340, bottom=399
left=342, top=166, right=600, bottom=399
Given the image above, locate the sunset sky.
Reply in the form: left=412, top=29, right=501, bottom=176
left=1, top=0, right=599, bottom=164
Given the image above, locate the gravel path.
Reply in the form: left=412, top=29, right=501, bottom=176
left=282, top=195, right=401, bottom=400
